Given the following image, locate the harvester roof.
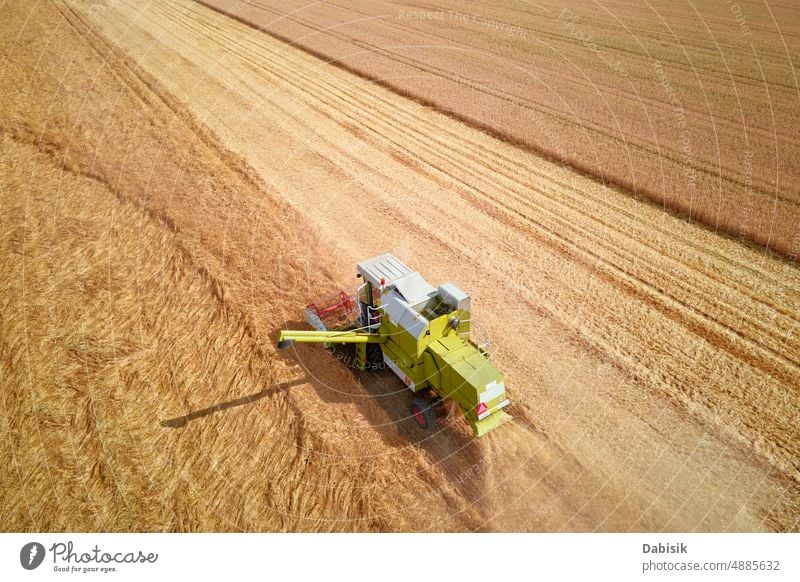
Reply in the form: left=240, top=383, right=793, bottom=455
left=357, top=253, right=413, bottom=287
left=358, top=253, right=437, bottom=304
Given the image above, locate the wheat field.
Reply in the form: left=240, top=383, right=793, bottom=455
left=1, top=0, right=798, bottom=532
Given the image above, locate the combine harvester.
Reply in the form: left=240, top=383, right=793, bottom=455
left=277, top=254, right=511, bottom=437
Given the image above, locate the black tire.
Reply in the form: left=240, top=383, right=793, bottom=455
left=365, top=344, right=383, bottom=371
left=409, top=397, right=436, bottom=430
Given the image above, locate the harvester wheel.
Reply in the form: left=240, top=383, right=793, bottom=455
left=409, top=397, right=436, bottom=430
left=366, top=344, right=383, bottom=371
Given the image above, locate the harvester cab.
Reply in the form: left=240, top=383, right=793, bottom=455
left=277, top=253, right=511, bottom=437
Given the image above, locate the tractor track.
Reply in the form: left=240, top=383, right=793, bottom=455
left=6, top=0, right=798, bottom=531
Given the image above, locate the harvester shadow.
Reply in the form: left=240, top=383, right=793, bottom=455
left=275, top=327, right=490, bottom=507
left=160, top=378, right=306, bottom=428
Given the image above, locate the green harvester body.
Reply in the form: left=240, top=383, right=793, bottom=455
left=277, top=253, right=511, bottom=437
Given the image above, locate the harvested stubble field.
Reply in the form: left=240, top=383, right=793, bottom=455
left=200, top=0, right=800, bottom=258
left=1, top=0, right=798, bottom=532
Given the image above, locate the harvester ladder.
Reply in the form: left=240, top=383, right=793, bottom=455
left=353, top=343, right=367, bottom=372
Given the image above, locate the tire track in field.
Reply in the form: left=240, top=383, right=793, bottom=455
left=310, top=0, right=800, bottom=142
